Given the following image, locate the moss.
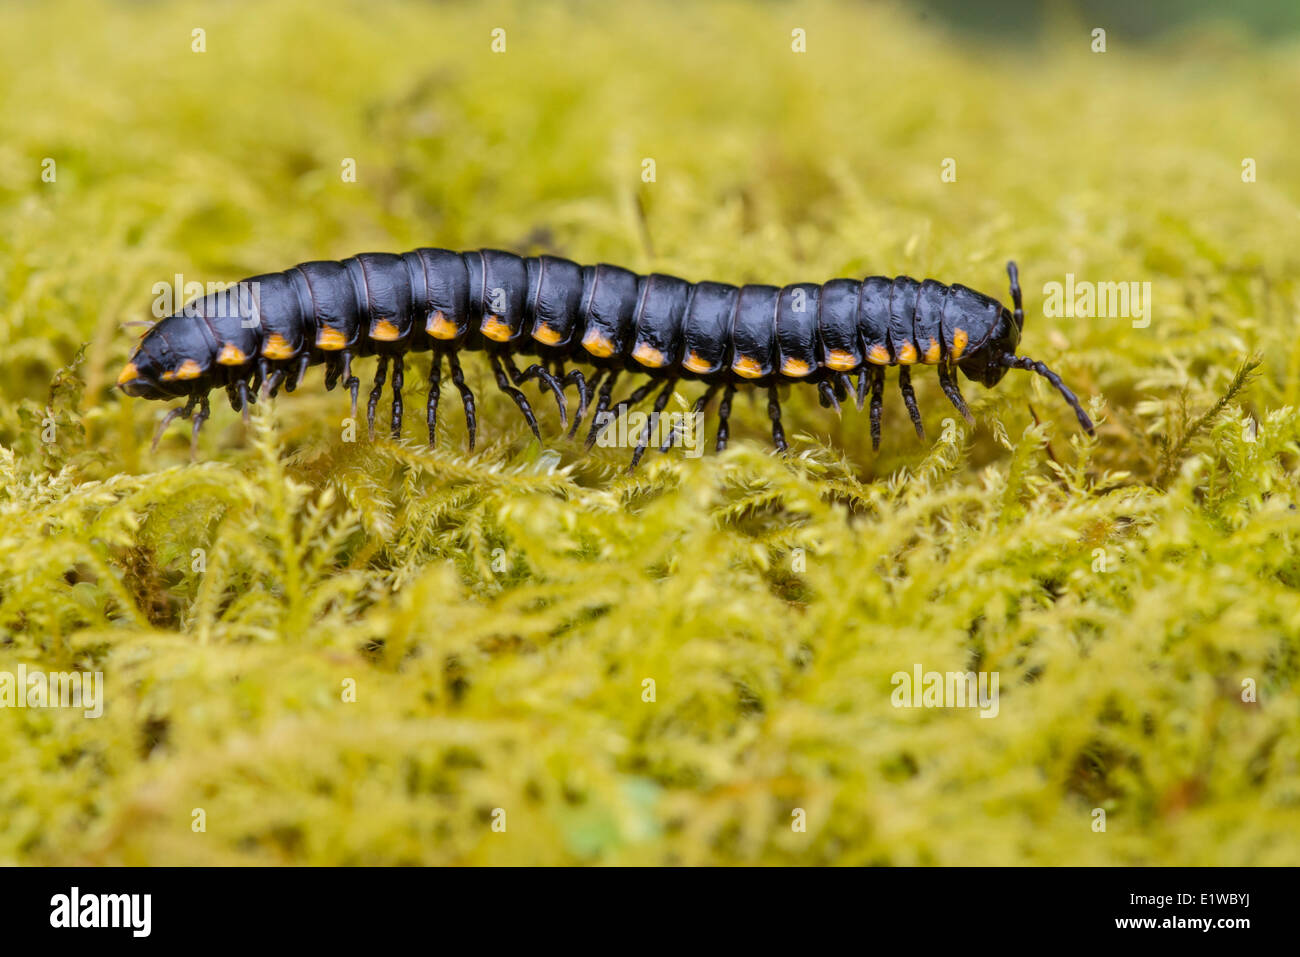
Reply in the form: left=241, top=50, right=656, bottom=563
left=1, top=0, right=1299, bottom=864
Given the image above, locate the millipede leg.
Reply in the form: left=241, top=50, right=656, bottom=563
left=562, top=368, right=592, bottom=438
left=660, top=382, right=718, bottom=453
left=937, top=364, right=974, bottom=425
left=342, top=351, right=359, bottom=422
left=587, top=378, right=657, bottom=450
left=898, top=367, right=925, bottom=440
left=768, top=385, right=788, bottom=453
left=833, top=375, right=849, bottom=403
left=264, top=368, right=286, bottom=398
left=584, top=370, right=620, bottom=449
left=152, top=393, right=197, bottom=453
left=324, top=357, right=341, bottom=392
left=489, top=353, right=541, bottom=441
left=869, top=366, right=884, bottom=451
left=854, top=369, right=868, bottom=411
left=390, top=354, right=405, bottom=439
left=237, top=380, right=252, bottom=426
left=258, top=357, right=284, bottom=399
left=367, top=355, right=389, bottom=439
left=716, top=382, right=737, bottom=452
left=190, top=392, right=210, bottom=462
left=838, top=373, right=856, bottom=410
left=507, top=356, right=568, bottom=429
left=286, top=353, right=310, bottom=393
left=817, top=379, right=841, bottom=414
left=608, top=381, right=658, bottom=422
left=426, top=353, right=442, bottom=447
left=447, top=351, right=477, bottom=451
left=629, top=379, right=677, bottom=470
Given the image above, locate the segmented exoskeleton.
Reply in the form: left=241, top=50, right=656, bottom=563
left=117, top=249, right=1094, bottom=463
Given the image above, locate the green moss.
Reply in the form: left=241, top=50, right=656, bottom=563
left=1, top=0, right=1298, bottom=864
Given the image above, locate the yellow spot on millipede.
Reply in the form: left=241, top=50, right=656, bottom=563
left=582, top=329, right=616, bottom=358
left=896, top=342, right=919, bottom=364
left=263, top=333, right=295, bottom=359
left=924, top=339, right=941, bottom=363
left=316, top=326, right=347, bottom=350
left=162, top=359, right=203, bottom=382
left=217, top=343, right=248, bottom=365
left=867, top=345, right=891, bottom=365
left=116, top=362, right=139, bottom=386
left=370, top=318, right=402, bottom=341
left=951, top=328, right=969, bottom=359
left=633, top=342, right=667, bottom=368
left=683, top=352, right=713, bottom=373
left=426, top=311, right=458, bottom=340
left=480, top=315, right=513, bottom=342
left=825, top=349, right=857, bottom=371
left=780, top=357, right=812, bottom=377
left=532, top=323, right=564, bottom=346
left=731, top=355, right=763, bottom=378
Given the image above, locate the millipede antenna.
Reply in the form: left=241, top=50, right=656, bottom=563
left=999, top=353, right=1094, bottom=435
left=1006, top=260, right=1024, bottom=328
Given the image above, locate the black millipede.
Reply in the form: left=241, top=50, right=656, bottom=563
left=116, top=249, right=1094, bottom=464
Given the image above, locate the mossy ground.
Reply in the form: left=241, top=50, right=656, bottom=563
left=2, top=0, right=1299, bottom=865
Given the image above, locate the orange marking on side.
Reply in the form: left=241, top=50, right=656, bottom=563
left=162, top=359, right=203, bottom=382
left=480, top=315, right=513, bottom=342
left=263, top=333, right=295, bottom=359
left=867, top=345, right=891, bottom=365
left=896, top=342, right=919, bottom=365
left=426, top=311, right=459, bottom=340
left=217, top=343, right=248, bottom=365
left=825, top=349, right=857, bottom=371
left=316, top=326, right=347, bottom=350
left=924, top=339, right=941, bottom=363
left=731, top=355, right=764, bottom=379
left=532, top=323, right=564, bottom=346
left=116, top=362, right=139, bottom=386
left=632, top=343, right=667, bottom=368
left=951, top=328, right=969, bottom=359
left=582, top=329, right=616, bottom=358
left=683, top=352, right=713, bottom=374
left=370, top=319, right=402, bottom=341
left=780, top=357, right=812, bottom=377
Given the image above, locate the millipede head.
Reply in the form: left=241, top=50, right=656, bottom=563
left=957, top=308, right=1021, bottom=390
left=116, top=313, right=214, bottom=400
left=953, top=261, right=1093, bottom=435
left=116, top=344, right=172, bottom=400
left=951, top=260, right=1028, bottom=392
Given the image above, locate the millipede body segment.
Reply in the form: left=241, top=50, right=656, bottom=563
left=116, top=249, right=1094, bottom=462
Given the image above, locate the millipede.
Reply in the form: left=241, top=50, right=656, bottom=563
left=116, top=249, right=1095, bottom=464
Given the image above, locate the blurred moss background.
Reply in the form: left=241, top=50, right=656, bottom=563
left=1, top=0, right=1299, bottom=864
